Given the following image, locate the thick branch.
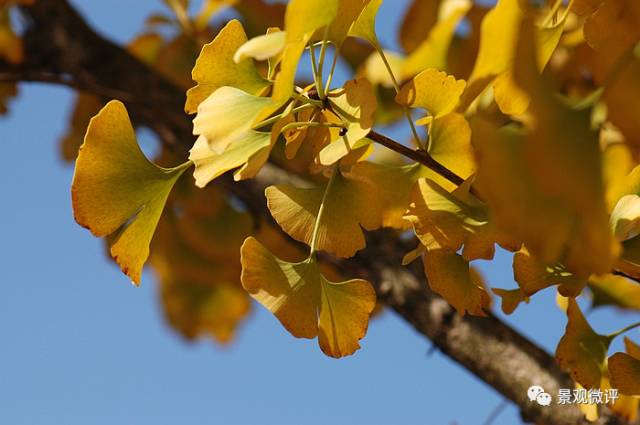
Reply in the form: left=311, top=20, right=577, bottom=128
left=5, top=1, right=633, bottom=424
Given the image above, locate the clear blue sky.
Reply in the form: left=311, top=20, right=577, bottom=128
left=1, top=1, right=638, bottom=424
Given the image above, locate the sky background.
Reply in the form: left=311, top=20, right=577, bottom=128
left=1, top=1, right=639, bottom=424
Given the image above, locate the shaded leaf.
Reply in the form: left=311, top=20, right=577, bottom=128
left=423, top=249, right=491, bottom=316
left=556, top=299, right=611, bottom=389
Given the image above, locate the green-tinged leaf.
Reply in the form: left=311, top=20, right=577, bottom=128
left=240, top=237, right=376, bottom=357
left=513, top=248, right=586, bottom=297
left=193, top=86, right=273, bottom=154
left=185, top=20, right=269, bottom=114
left=588, top=274, right=640, bottom=310
left=189, top=129, right=271, bottom=187
left=71, top=100, right=190, bottom=284
left=611, top=194, right=640, bottom=241
left=349, top=0, right=382, bottom=47
left=405, top=178, right=496, bottom=261
left=609, top=353, right=640, bottom=396
left=234, top=30, right=286, bottom=63
left=423, top=249, right=491, bottom=316
left=556, top=299, right=611, bottom=389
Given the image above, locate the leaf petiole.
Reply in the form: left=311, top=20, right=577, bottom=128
left=606, top=321, right=640, bottom=341
left=309, top=167, right=338, bottom=257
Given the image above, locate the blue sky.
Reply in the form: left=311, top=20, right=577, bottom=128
left=1, top=1, right=638, bottom=424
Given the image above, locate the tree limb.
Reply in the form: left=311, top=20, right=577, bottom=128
left=4, top=1, right=633, bottom=424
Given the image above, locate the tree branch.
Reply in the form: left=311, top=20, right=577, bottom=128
left=5, top=1, right=633, bottom=424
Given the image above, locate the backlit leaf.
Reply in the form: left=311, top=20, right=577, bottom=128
left=396, top=68, right=466, bottom=118
left=240, top=237, right=376, bottom=357
left=588, top=274, right=640, bottom=310
left=513, top=248, right=587, bottom=297
left=234, top=30, right=286, bottom=63
left=185, top=20, right=269, bottom=114
left=71, top=100, right=190, bottom=284
left=405, top=178, right=496, bottom=261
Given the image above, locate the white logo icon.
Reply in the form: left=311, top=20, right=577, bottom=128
left=528, top=385, right=552, bottom=407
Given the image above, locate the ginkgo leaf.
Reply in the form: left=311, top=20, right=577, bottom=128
left=611, top=194, right=640, bottom=241
left=405, top=178, right=496, bottom=261
left=401, top=0, right=471, bottom=77
left=471, top=116, right=616, bottom=277
left=271, top=0, right=339, bottom=102
left=327, top=0, right=372, bottom=47
left=513, top=248, right=586, bottom=298
left=349, top=0, right=382, bottom=47
left=71, top=100, right=191, bottom=284
left=492, top=288, right=528, bottom=315
left=233, top=30, right=286, bottom=63
left=396, top=68, right=466, bottom=118
left=240, top=237, right=376, bottom=358
left=189, top=86, right=276, bottom=187
left=588, top=274, right=640, bottom=310
left=399, top=0, right=440, bottom=54
left=512, top=20, right=617, bottom=275
left=556, top=299, right=611, bottom=389
left=609, top=353, right=640, bottom=396
left=427, top=113, right=474, bottom=184
left=193, top=86, right=273, bottom=154
left=625, top=337, right=640, bottom=359
left=266, top=170, right=380, bottom=258
left=602, top=141, right=634, bottom=211
left=466, top=0, right=522, bottom=91
left=185, top=20, right=269, bottom=114
left=319, top=78, right=377, bottom=165
left=189, top=129, right=271, bottom=187
left=423, top=249, right=491, bottom=316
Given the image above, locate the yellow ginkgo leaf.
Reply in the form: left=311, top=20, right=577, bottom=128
left=405, top=178, right=496, bottom=261
left=556, top=299, right=611, bottom=389
left=610, top=194, right=640, bottom=241
left=327, top=0, right=372, bottom=47
left=492, top=288, right=529, bottom=315
left=602, top=141, right=634, bottom=212
left=512, top=20, right=617, bottom=275
left=349, top=0, right=382, bottom=47
left=189, top=129, right=271, bottom=187
left=271, top=0, right=339, bottom=102
left=588, top=274, right=640, bottom=310
left=513, top=248, right=586, bottom=298
left=193, top=86, right=273, bottom=154
left=427, top=113, right=474, bottom=184
left=185, top=20, right=269, bottom=114
left=423, top=249, right=491, bottom=316
left=398, top=0, right=440, bottom=54
left=233, top=30, right=286, bottom=63
left=609, top=352, right=640, bottom=396
left=266, top=170, right=380, bottom=258
left=600, top=374, right=639, bottom=423
left=396, top=68, right=466, bottom=118
left=319, top=78, right=377, bottom=165
left=401, top=0, right=471, bottom=77
left=71, top=100, right=191, bottom=284
left=240, top=237, right=376, bottom=358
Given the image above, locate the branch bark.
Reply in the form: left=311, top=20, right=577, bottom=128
left=4, top=1, right=633, bottom=424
